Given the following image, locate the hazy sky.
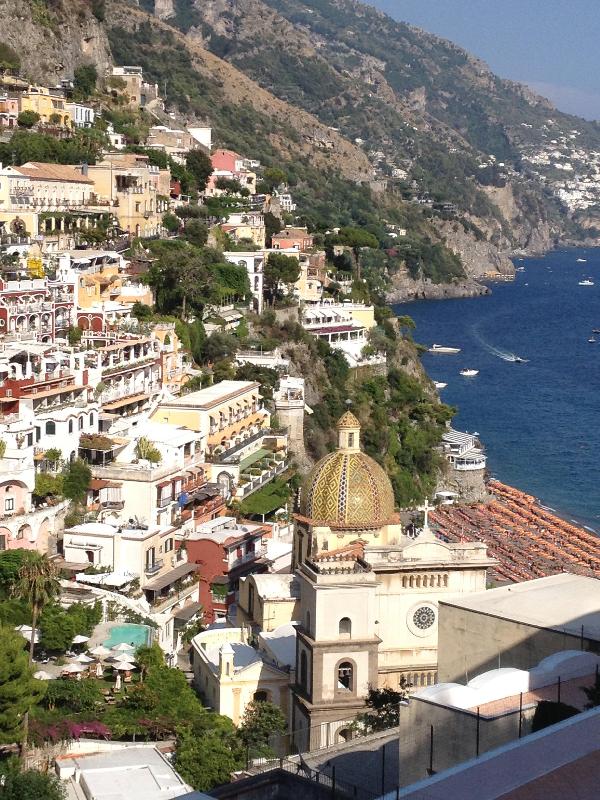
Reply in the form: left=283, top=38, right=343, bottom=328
left=370, top=0, right=600, bottom=120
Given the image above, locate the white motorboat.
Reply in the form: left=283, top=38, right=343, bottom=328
left=579, top=279, right=594, bottom=286
left=434, top=381, right=447, bottom=389
left=588, top=337, right=596, bottom=343
left=428, top=344, right=461, bottom=354
left=460, top=369, right=479, bottom=377
left=577, top=258, right=587, bottom=263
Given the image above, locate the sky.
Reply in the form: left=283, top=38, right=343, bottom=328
left=370, top=0, right=600, bottom=120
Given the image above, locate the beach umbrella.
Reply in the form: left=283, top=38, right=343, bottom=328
left=112, top=662, right=136, bottom=671
left=95, top=662, right=103, bottom=679
left=34, top=670, right=54, bottom=680
left=90, top=645, right=111, bottom=659
left=15, top=625, right=32, bottom=633
left=75, top=653, right=94, bottom=664
left=111, top=642, right=134, bottom=653
left=72, top=634, right=90, bottom=645
left=62, top=663, right=86, bottom=674
left=114, top=673, right=122, bottom=691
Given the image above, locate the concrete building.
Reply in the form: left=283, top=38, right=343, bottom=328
left=110, top=66, right=160, bottom=109
left=272, top=227, right=313, bottom=251
left=437, top=574, right=600, bottom=684
left=19, top=85, right=71, bottom=126
left=56, top=744, right=193, bottom=799
left=190, top=623, right=295, bottom=725
left=439, top=428, right=487, bottom=502
left=237, top=573, right=300, bottom=633
left=273, top=375, right=307, bottom=460
left=290, top=412, right=495, bottom=750
left=66, top=102, right=95, bottom=128
left=399, top=649, right=600, bottom=787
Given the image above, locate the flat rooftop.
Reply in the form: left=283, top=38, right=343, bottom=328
left=160, top=380, right=258, bottom=409
left=58, top=745, right=191, bottom=800
left=440, top=573, right=600, bottom=640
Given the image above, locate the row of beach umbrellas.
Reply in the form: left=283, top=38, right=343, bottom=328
left=32, top=640, right=138, bottom=680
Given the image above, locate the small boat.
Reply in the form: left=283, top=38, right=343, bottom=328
left=579, top=279, right=594, bottom=286
left=589, top=337, right=596, bottom=343
left=593, top=329, right=600, bottom=334
left=515, top=266, right=525, bottom=272
left=434, top=381, right=447, bottom=389
left=428, top=344, right=461, bottom=354
left=460, top=369, right=479, bottom=377
left=513, top=356, right=528, bottom=363
left=577, top=258, right=587, bottom=263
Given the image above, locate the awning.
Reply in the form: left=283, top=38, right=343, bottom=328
left=173, top=601, right=202, bottom=621
left=103, top=392, right=149, bottom=410
left=144, top=562, right=197, bottom=592
left=89, top=479, right=121, bottom=490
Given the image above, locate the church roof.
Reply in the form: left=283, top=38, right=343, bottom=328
left=336, top=410, right=361, bottom=429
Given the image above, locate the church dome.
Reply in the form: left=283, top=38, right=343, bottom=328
left=301, top=413, right=396, bottom=529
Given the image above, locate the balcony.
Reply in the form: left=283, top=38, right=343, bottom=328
left=144, top=558, right=164, bottom=576
left=100, top=499, right=125, bottom=510
left=229, top=544, right=268, bottom=570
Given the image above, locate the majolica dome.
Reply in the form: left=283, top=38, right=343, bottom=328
left=301, top=412, right=396, bottom=529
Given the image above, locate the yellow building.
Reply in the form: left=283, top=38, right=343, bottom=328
left=19, top=86, right=71, bottom=127
left=80, top=153, right=170, bottom=238
left=153, top=322, right=191, bottom=395
left=153, top=380, right=268, bottom=455
left=237, top=573, right=300, bottom=632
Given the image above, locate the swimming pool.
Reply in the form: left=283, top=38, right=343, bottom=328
left=103, top=623, right=151, bottom=650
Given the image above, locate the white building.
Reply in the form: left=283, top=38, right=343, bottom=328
left=66, top=102, right=95, bottom=128
left=188, top=126, right=212, bottom=152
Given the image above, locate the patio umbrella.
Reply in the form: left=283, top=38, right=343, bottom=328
left=90, top=645, right=111, bottom=659
left=15, top=625, right=32, bottom=633
left=95, top=662, right=103, bottom=678
left=111, top=642, right=135, bottom=653
left=72, top=634, right=90, bottom=645
left=114, top=673, right=122, bottom=691
left=75, top=653, right=94, bottom=664
left=34, top=670, right=54, bottom=680
left=112, top=662, right=136, bottom=671
left=62, top=663, right=86, bottom=674
left=114, top=658, right=136, bottom=668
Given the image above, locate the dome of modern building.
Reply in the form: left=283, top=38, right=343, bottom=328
left=301, top=411, right=396, bottom=529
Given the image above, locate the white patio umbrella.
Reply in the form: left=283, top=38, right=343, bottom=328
left=114, top=673, right=122, bottom=691
left=90, top=645, right=111, bottom=659
left=15, top=625, right=32, bottom=633
left=62, top=663, right=86, bottom=674
left=112, top=662, right=136, bottom=671
left=75, top=653, right=94, bottom=664
left=34, top=670, right=54, bottom=680
left=72, top=634, right=90, bottom=645
left=111, top=642, right=135, bottom=653
left=95, top=662, right=104, bottom=678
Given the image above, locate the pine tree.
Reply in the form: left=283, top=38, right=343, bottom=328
left=0, top=627, right=45, bottom=745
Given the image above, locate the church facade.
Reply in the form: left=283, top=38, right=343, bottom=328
left=290, top=412, right=495, bottom=749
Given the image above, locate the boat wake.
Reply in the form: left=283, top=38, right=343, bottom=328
left=471, top=325, right=528, bottom=363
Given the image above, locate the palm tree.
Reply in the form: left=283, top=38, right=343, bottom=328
left=11, top=553, right=60, bottom=755
left=12, top=553, right=60, bottom=664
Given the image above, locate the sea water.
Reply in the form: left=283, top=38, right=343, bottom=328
left=393, top=248, right=600, bottom=531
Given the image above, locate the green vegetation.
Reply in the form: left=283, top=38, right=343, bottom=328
left=39, top=602, right=102, bottom=653
left=62, top=458, right=92, bottom=504
left=238, top=699, right=287, bottom=758
left=0, top=627, right=45, bottom=744
left=0, top=760, right=65, bottom=800
left=17, top=110, right=40, bottom=129
left=11, top=554, right=61, bottom=664
left=264, top=252, right=300, bottom=303
left=0, top=43, right=20, bottom=73
left=236, top=477, right=292, bottom=516
left=73, top=64, right=98, bottom=99
left=0, top=128, right=107, bottom=166
left=135, top=436, right=162, bottom=464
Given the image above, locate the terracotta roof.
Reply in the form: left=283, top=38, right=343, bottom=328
left=17, top=162, right=93, bottom=184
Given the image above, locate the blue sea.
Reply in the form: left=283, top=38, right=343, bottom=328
left=393, top=248, right=600, bottom=532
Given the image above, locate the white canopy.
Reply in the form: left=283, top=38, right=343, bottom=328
left=111, top=642, right=135, bottom=653
left=34, top=670, right=54, bottom=680
left=112, top=662, right=136, bottom=671
left=72, top=634, right=90, bottom=644
left=75, top=653, right=94, bottom=663
left=62, top=663, right=86, bottom=674
left=90, top=645, right=111, bottom=658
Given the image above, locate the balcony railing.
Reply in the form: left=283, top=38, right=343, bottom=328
left=144, top=558, right=164, bottom=575
left=100, top=499, right=125, bottom=510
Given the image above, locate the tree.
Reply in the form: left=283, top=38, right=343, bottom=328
left=11, top=554, right=60, bottom=664
left=200, top=332, right=238, bottom=364
left=264, top=211, right=282, bottom=247
left=67, top=326, right=83, bottom=346
left=186, top=149, right=213, bottom=192
left=182, top=219, right=208, bottom=247
left=62, top=458, right=91, bottom=503
left=44, top=678, right=103, bottom=713
left=0, top=759, right=65, bottom=800
left=353, top=685, right=410, bottom=733
left=0, top=43, right=20, bottom=73
left=34, top=472, right=63, bottom=500
left=238, top=700, right=287, bottom=756
left=0, top=627, right=45, bottom=745
left=162, top=212, right=180, bottom=233
left=264, top=252, right=300, bottom=303
left=136, top=643, right=164, bottom=682
left=73, top=64, right=98, bottom=99
left=176, top=727, right=240, bottom=792
left=582, top=674, right=600, bottom=709
left=17, top=111, right=40, bottom=129
left=0, top=551, right=36, bottom=599
left=531, top=700, right=579, bottom=733
left=132, top=301, right=154, bottom=321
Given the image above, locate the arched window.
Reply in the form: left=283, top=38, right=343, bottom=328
left=305, top=611, right=311, bottom=635
left=422, top=576, right=428, bottom=588
left=300, top=651, right=307, bottom=689
left=443, top=575, right=448, bottom=588
left=402, top=576, right=407, bottom=588
left=68, top=419, right=74, bottom=434
left=248, top=584, right=255, bottom=615
left=253, top=690, right=268, bottom=702
left=78, top=416, right=84, bottom=430
left=416, top=576, right=421, bottom=588
left=45, top=421, right=55, bottom=435
left=339, top=617, right=352, bottom=639
left=89, top=413, right=94, bottom=426
left=337, top=662, right=353, bottom=692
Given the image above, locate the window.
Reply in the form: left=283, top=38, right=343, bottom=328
left=248, top=584, right=255, bottom=615
left=68, top=419, right=73, bottom=433
left=337, top=662, right=353, bottom=692
left=339, top=617, right=352, bottom=639
left=305, top=610, right=311, bottom=635
left=413, top=606, right=436, bottom=631
left=45, top=421, right=56, bottom=435
left=253, top=690, right=268, bottom=702
left=35, top=426, right=41, bottom=442
left=164, top=538, right=174, bottom=553
left=78, top=416, right=84, bottom=430
left=4, top=497, right=14, bottom=512
left=300, top=651, right=307, bottom=689
left=27, top=433, right=32, bottom=447
left=0, top=535, right=5, bottom=551
left=348, top=432, right=355, bottom=448
left=89, top=413, right=94, bottom=426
